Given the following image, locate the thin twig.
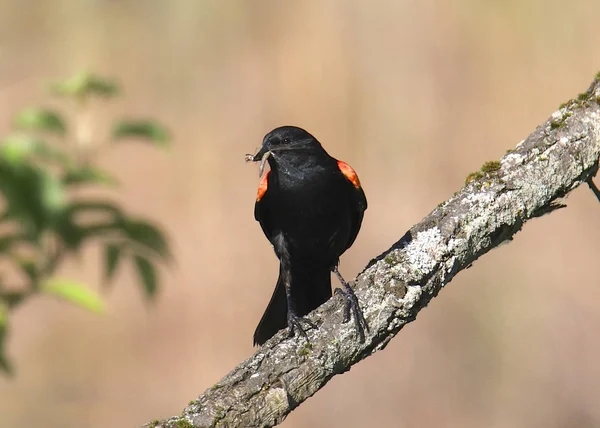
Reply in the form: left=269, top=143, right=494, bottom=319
left=587, top=177, right=600, bottom=202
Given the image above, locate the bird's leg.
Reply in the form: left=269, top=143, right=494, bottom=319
left=286, top=300, right=317, bottom=342
left=282, top=267, right=316, bottom=341
left=333, top=264, right=368, bottom=342
left=276, top=234, right=316, bottom=341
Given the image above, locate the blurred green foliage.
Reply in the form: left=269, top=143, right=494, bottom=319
left=0, top=72, right=171, bottom=375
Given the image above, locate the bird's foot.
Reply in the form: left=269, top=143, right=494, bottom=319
left=333, top=265, right=369, bottom=341
left=334, top=284, right=368, bottom=342
left=335, top=283, right=369, bottom=342
left=287, top=311, right=316, bottom=341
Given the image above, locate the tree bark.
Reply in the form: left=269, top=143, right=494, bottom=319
left=144, top=74, right=600, bottom=428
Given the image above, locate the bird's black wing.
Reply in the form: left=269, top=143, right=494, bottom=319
left=337, top=161, right=367, bottom=253
left=345, top=183, right=367, bottom=252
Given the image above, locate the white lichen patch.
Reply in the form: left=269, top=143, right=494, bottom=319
left=495, top=192, right=515, bottom=213
left=444, top=256, right=457, bottom=275
left=559, top=137, right=569, bottom=145
left=405, top=228, right=443, bottom=273
left=461, top=190, right=495, bottom=206
left=395, top=285, right=421, bottom=312
left=551, top=107, right=575, bottom=121
left=504, top=152, right=525, bottom=167
left=447, top=236, right=464, bottom=253
left=462, top=214, right=488, bottom=241
left=389, top=261, right=410, bottom=278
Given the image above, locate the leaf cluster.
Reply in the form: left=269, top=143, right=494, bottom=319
left=0, top=72, right=172, bottom=374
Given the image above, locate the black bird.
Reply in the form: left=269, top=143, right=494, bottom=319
left=248, top=126, right=368, bottom=345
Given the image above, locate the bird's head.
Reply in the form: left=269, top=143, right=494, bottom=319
left=245, top=126, right=325, bottom=175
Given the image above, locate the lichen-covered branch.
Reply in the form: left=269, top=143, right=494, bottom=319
left=144, top=74, right=600, bottom=428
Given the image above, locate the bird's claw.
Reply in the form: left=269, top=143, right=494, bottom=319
left=335, top=285, right=369, bottom=342
left=287, top=312, right=316, bottom=341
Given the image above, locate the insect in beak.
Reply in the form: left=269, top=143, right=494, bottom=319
left=245, top=150, right=271, bottom=177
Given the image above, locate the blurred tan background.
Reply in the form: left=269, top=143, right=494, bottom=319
left=1, top=1, right=600, bottom=427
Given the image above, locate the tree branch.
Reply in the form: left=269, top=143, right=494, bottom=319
left=145, top=74, right=600, bottom=428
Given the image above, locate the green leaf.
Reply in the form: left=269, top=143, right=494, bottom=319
left=0, top=303, right=13, bottom=376
left=14, top=257, right=39, bottom=283
left=40, top=172, right=66, bottom=214
left=133, top=255, right=157, bottom=298
left=0, top=134, right=44, bottom=164
left=0, top=134, right=72, bottom=167
left=50, top=71, right=119, bottom=99
left=13, top=107, right=66, bottom=135
left=52, top=212, right=86, bottom=251
left=104, top=243, right=123, bottom=283
left=0, top=303, right=7, bottom=329
left=62, top=166, right=118, bottom=187
left=0, top=291, right=29, bottom=309
left=112, top=120, right=170, bottom=146
left=0, top=159, right=65, bottom=237
left=53, top=201, right=125, bottom=251
left=42, top=279, right=105, bottom=313
left=0, top=354, right=12, bottom=376
left=123, top=219, right=171, bottom=260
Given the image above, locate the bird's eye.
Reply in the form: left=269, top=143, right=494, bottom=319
left=282, top=137, right=291, bottom=144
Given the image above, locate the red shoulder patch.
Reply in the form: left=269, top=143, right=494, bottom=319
left=337, top=160, right=361, bottom=189
left=257, top=171, right=270, bottom=201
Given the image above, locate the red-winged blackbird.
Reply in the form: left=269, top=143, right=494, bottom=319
left=247, top=126, right=368, bottom=346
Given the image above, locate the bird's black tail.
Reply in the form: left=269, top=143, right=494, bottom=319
left=253, top=264, right=332, bottom=346
left=253, top=268, right=287, bottom=346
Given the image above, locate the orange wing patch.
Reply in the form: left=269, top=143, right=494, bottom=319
left=257, top=171, right=270, bottom=201
left=337, top=160, right=361, bottom=189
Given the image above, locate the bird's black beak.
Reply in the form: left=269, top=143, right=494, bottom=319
left=245, top=145, right=269, bottom=162
left=254, top=146, right=270, bottom=163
